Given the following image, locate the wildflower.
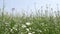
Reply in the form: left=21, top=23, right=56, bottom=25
left=26, top=28, right=29, bottom=31
left=22, top=24, right=26, bottom=28
left=10, top=29, right=13, bottom=32
left=44, top=29, right=46, bottom=31
left=39, top=30, right=42, bottom=32
left=13, top=27, right=17, bottom=31
left=41, top=23, right=44, bottom=26
left=26, top=22, right=31, bottom=25
left=28, top=32, right=32, bottom=34
left=32, top=32, right=35, bottom=34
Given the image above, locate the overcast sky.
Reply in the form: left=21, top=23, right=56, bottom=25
left=0, top=0, right=60, bottom=12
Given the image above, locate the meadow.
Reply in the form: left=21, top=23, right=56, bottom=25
left=0, top=6, right=60, bottom=34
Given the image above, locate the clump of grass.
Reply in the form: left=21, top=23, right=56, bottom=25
left=0, top=5, right=60, bottom=34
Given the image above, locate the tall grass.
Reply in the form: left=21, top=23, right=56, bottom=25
left=0, top=5, right=60, bottom=34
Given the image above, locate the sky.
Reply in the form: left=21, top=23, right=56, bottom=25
left=0, top=0, right=60, bottom=13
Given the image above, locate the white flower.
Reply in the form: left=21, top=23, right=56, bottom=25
left=39, top=30, right=42, bottom=32
left=13, top=27, right=17, bottom=31
left=26, top=28, right=29, bottom=31
left=15, top=29, right=17, bottom=31
left=44, top=29, right=46, bottom=31
left=26, top=22, right=31, bottom=25
left=41, top=23, right=44, bottom=26
left=28, top=32, right=32, bottom=34
left=32, top=32, right=35, bottom=34
left=22, top=24, right=26, bottom=28
left=10, top=29, right=13, bottom=32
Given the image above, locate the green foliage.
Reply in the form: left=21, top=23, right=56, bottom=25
left=0, top=7, right=60, bottom=34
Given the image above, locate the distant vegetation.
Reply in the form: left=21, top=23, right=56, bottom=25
left=0, top=5, right=60, bottom=34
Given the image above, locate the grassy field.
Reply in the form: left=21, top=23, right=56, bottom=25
left=0, top=7, right=60, bottom=34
